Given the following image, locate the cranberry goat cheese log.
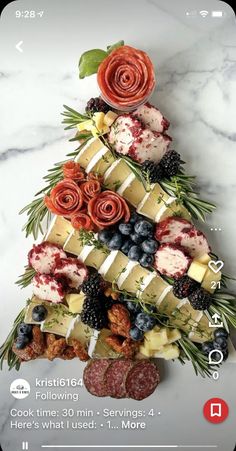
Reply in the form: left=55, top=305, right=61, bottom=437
left=108, top=114, right=171, bottom=164
left=28, top=242, right=67, bottom=274
left=53, top=257, right=88, bottom=289
left=133, top=102, right=170, bottom=133
left=32, top=273, right=66, bottom=303
left=154, top=243, right=192, bottom=279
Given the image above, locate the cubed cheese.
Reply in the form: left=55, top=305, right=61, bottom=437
left=145, top=327, right=169, bottom=350
left=93, top=112, right=105, bottom=132
left=66, top=293, right=85, bottom=314
left=63, top=230, right=83, bottom=255
left=44, top=216, right=73, bottom=247
left=137, top=183, right=170, bottom=220
left=153, top=344, right=180, bottom=360
left=201, top=267, right=221, bottom=293
left=197, top=254, right=211, bottom=264
left=103, top=159, right=133, bottom=190
left=77, top=119, right=93, bottom=132
left=74, top=137, right=104, bottom=168
left=167, top=328, right=182, bottom=343
left=117, top=261, right=149, bottom=293
left=104, top=111, right=118, bottom=126
left=187, top=260, right=208, bottom=283
left=99, top=250, right=129, bottom=283
left=86, top=147, right=115, bottom=175
left=139, top=345, right=153, bottom=358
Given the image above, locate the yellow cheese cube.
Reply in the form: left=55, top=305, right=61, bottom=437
left=63, top=230, right=83, bottom=255
left=104, top=111, right=118, bottom=126
left=153, top=344, right=180, bottom=360
left=197, top=254, right=211, bottom=264
left=167, top=328, right=181, bottom=343
left=145, top=328, right=169, bottom=350
left=201, top=267, right=221, bottom=293
left=77, top=119, right=93, bottom=131
left=93, top=112, right=105, bottom=131
left=139, top=345, right=153, bottom=358
left=45, top=216, right=73, bottom=247
left=187, top=261, right=208, bottom=283
left=66, top=293, right=85, bottom=314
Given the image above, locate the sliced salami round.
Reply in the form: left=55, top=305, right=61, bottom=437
left=104, top=359, right=134, bottom=399
left=83, top=359, right=111, bottom=397
left=125, top=360, right=160, bottom=401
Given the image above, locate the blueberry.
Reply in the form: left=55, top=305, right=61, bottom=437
left=121, top=240, right=133, bottom=255
left=108, top=233, right=123, bottom=250
left=130, top=233, right=143, bottom=244
left=17, top=323, right=33, bottom=337
left=214, top=328, right=229, bottom=340
left=134, top=220, right=154, bottom=237
left=201, top=341, right=214, bottom=355
left=139, top=253, right=154, bottom=268
left=213, top=338, right=228, bottom=351
left=129, top=212, right=140, bottom=224
left=118, top=223, right=133, bottom=235
left=98, top=229, right=113, bottom=244
left=135, top=312, right=156, bottom=331
left=15, top=335, right=30, bottom=350
left=141, top=239, right=158, bottom=254
left=128, top=245, right=142, bottom=261
left=129, top=327, right=144, bottom=341
left=126, top=301, right=141, bottom=314
left=32, top=305, right=48, bottom=322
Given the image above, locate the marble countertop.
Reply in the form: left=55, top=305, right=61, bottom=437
left=0, top=0, right=236, bottom=450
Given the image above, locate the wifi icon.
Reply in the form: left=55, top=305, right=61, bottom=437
left=200, top=10, right=209, bottom=17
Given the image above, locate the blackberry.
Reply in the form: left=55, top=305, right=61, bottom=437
left=188, top=288, right=212, bottom=310
left=173, top=275, right=200, bottom=299
left=81, top=296, right=107, bottom=330
left=160, top=150, right=181, bottom=178
left=86, top=97, right=110, bottom=114
left=141, top=160, right=164, bottom=183
left=81, top=273, right=105, bottom=297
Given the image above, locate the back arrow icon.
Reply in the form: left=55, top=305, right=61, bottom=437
left=16, top=41, right=23, bottom=53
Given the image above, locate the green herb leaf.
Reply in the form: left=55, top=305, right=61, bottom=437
left=107, top=40, right=124, bottom=54
left=79, top=49, right=107, bottom=79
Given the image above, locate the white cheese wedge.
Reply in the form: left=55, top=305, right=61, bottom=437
left=117, top=173, right=136, bottom=196
left=98, top=250, right=129, bottom=283
left=155, top=199, right=191, bottom=223
left=88, top=330, right=100, bottom=357
left=156, top=285, right=173, bottom=307
left=188, top=314, right=213, bottom=343
left=121, top=177, right=147, bottom=208
left=138, top=274, right=170, bottom=304
left=157, top=289, right=181, bottom=316
left=85, top=147, right=115, bottom=175
left=44, top=216, right=73, bottom=247
left=41, top=304, right=75, bottom=337
left=103, top=159, right=133, bottom=190
left=117, top=262, right=149, bottom=293
left=82, top=246, right=108, bottom=270
left=66, top=315, right=93, bottom=346
left=89, top=328, right=121, bottom=359
left=79, top=245, right=94, bottom=263
left=136, top=272, right=156, bottom=298
left=155, top=197, right=176, bottom=222
left=137, top=184, right=170, bottom=220
left=63, top=230, right=83, bottom=255
left=74, top=137, right=104, bottom=168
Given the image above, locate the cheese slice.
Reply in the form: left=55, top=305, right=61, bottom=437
left=86, top=147, right=115, bottom=175
left=89, top=328, right=121, bottom=359
left=117, top=261, right=149, bottom=293
left=99, top=250, right=129, bottom=283
left=63, top=230, right=83, bottom=255
left=74, top=137, right=104, bottom=168
left=44, top=216, right=73, bottom=247
left=66, top=315, right=93, bottom=346
left=138, top=274, right=170, bottom=304
left=121, top=177, right=147, bottom=208
left=41, top=304, right=75, bottom=337
left=137, top=184, right=170, bottom=220
left=103, top=159, right=133, bottom=190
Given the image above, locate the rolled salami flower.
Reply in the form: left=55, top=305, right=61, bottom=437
left=80, top=179, right=101, bottom=203
left=62, top=161, right=86, bottom=182
left=71, top=211, right=94, bottom=231
left=97, top=45, right=155, bottom=110
left=44, top=180, right=84, bottom=217
left=88, top=190, right=130, bottom=228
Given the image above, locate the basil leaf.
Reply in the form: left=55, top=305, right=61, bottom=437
left=79, top=49, right=107, bottom=79
left=107, top=40, right=125, bottom=54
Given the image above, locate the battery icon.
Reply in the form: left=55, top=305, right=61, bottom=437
left=212, top=11, right=223, bottom=17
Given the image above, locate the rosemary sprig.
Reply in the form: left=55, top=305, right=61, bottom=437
left=208, top=291, right=236, bottom=331
left=61, top=105, right=89, bottom=130
left=178, top=336, right=215, bottom=378
left=16, top=266, right=36, bottom=289
left=0, top=305, right=27, bottom=371
left=19, top=138, right=91, bottom=239
left=78, top=229, right=109, bottom=254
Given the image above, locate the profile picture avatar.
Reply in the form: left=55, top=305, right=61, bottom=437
left=10, top=379, right=30, bottom=399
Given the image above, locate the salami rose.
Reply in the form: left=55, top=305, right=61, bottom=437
left=87, top=172, right=104, bottom=184
left=44, top=180, right=84, bottom=217
left=63, top=161, right=85, bottom=182
left=97, top=45, right=155, bottom=110
left=71, top=211, right=94, bottom=231
left=88, top=190, right=130, bottom=228
left=80, top=180, right=101, bottom=203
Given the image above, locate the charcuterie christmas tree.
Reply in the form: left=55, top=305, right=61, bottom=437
left=1, top=41, right=236, bottom=400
